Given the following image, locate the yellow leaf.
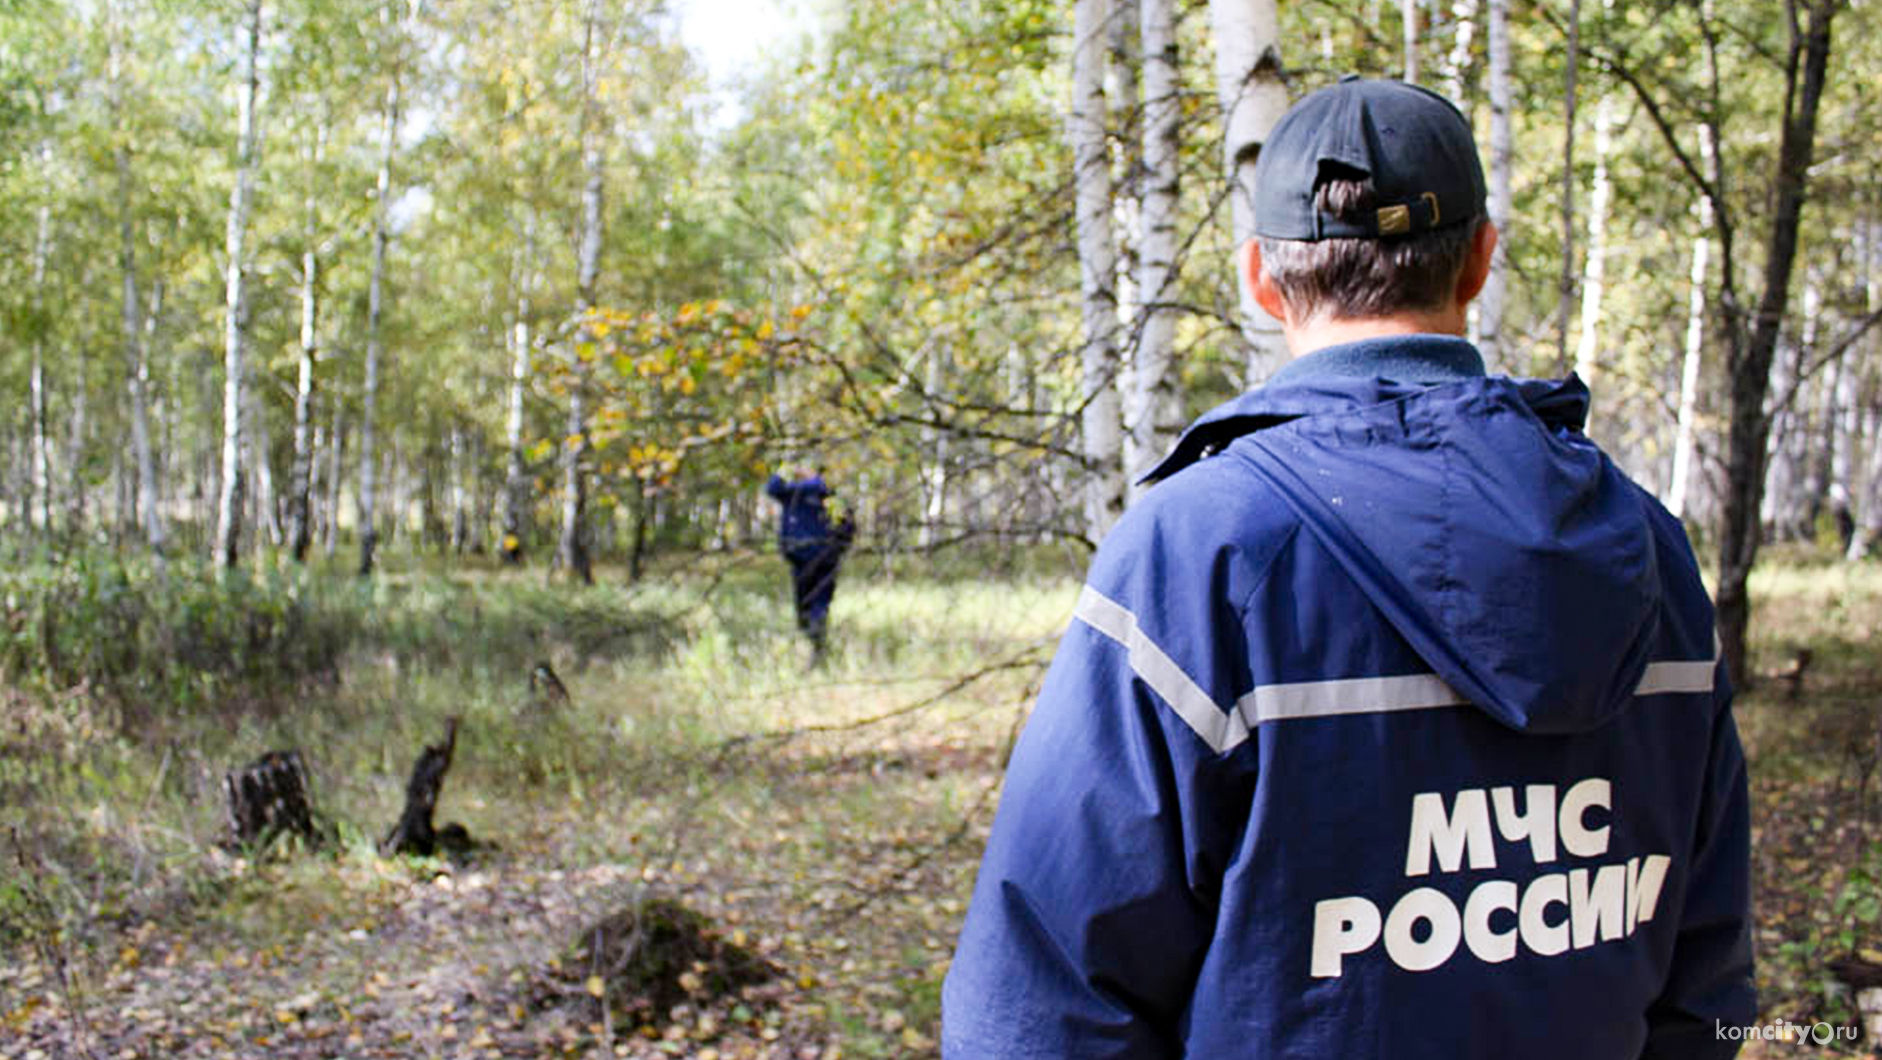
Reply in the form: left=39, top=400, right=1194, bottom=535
left=585, top=975, right=605, bottom=998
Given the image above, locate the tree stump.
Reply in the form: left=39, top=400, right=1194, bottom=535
left=381, top=717, right=472, bottom=857
left=222, top=749, right=324, bottom=852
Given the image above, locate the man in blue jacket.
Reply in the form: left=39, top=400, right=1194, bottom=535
left=766, top=465, right=852, bottom=655
left=944, top=78, right=1754, bottom=1058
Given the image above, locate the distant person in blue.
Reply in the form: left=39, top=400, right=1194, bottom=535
left=765, top=465, right=853, bottom=657
left=944, top=78, right=1753, bottom=1057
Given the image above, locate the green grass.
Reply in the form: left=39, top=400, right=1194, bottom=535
left=4, top=543, right=1878, bottom=1056
left=0, top=544, right=1080, bottom=1056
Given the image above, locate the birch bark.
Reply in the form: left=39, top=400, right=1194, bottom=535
left=288, top=121, right=327, bottom=562
left=1070, top=0, right=1124, bottom=539
left=359, top=0, right=417, bottom=576
left=1124, top=0, right=1182, bottom=496
left=502, top=222, right=536, bottom=563
left=110, top=12, right=163, bottom=562
left=559, top=0, right=605, bottom=584
left=1667, top=146, right=1712, bottom=522
left=1478, top=0, right=1512, bottom=367
left=1206, top=0, right=1289, bottom=384
left=215, top=0, right=263, bottom=568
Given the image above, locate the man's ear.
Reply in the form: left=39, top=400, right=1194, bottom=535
left=1455, top=221, right=1499, bottom=306
left=1240, top=239, right=1290, bottom=323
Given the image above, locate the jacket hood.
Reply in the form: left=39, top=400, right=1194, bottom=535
left=1152, top=359, right=1661, bottom=736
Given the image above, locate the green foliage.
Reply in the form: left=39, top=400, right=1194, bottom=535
left=0, top=553, right=349, bottom=713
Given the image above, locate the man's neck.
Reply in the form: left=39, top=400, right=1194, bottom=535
left=1282, top=311, right=1467, bottom=357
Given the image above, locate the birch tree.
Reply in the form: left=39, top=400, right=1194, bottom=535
left=108, top=3, right=163, bottom=561
left=1123, top=0, right=1182, bottom=495
left=215, top=0, right=264, bottom=569
left=1206, top=0, right=1289, bottom=384
left=1478, top=0, right=1512, bottom=367
left=1667, top=135, right=1713, bottom=522
left=29, top=145, right=56, bottom=535
left=1070, top=0, right=1124, bottom=539
left=288, top=118, right=328, bottom=563
left=501, top=225, right=537, bottom=564
left=558, top=0, right=605, bottom=585
left=1571, top=87, right=1613, bottom=388
left=358, top=0, right=419, bottom=577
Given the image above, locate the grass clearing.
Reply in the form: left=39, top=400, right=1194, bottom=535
left=2, top=546, right=1879, bottom=1056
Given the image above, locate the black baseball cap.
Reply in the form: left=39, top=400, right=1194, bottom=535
left=1253, top=76, right=1486, bottom=242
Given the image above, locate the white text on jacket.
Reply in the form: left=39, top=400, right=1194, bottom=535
left=1310, top=779, right=1671, bottom=977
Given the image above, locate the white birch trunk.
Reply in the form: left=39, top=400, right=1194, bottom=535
left=215, top=0, right=263, bottom=568
left=501, top=223, right=536, bottom=561
left=110, top=16, right=164, bottom=562
left=358, top=0, right=413, bottom=576
left=30, top=147, right=54, bottom=535
left=449, top=426, right=469, bottom=553
left=249, top=386, right=281, bottom=547
left=289, top=120, right=327, bottom=562
left=1125, top=0, right=1183, bottom=497
left=64, top=382, right=87, bottom=535
left=1206, top=0, right=1289, bottom=384
left=1107, top=9, right=1141, bottom=356
left=1444, top=0, right=1477, bottom=102
left=1071, top=0, right=1125, bottom=539
left=919, top=347, right=951, bottom=549
left=136, top=280, right=165, bottom=555
left=1849, top=219, right=1880, bottom=560
left=1571, top=93, right=1613, bottom=388
left=1668, top=128, right=1714, bottom=522
left=1402, top=0, right=1419, bottom=82
left=324, top=408, right=345, bottom=558
left=1761, top=283, right=1817, bottom=539
left=1820, top=346, right=1854, bottom=545
left=559, top=0, right=604, bottom=584
left=1479, top=0, right=1512, bottom=367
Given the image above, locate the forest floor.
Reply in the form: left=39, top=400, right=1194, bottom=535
left=1, top=547, right=1879, bottom=1059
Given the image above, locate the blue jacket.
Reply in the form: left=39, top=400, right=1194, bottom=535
left=944, top=336, right=1753, bottom=1058
left=766, top=473, right=833, bottom=553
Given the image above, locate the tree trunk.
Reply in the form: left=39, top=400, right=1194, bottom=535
left=1557, top=0, right=1580, bottom=373
left=216, top=0, right=264, bottom=569
left=324, top=408, right=345, bottom=559
left=1846, top=208, right=1879, bottom=560
left=1816, top=342, right=1854, bottom=551
left=502, top=225, right=536, bottom=564
left=111, top=19, right=164, bottom=564
left=1206, top=0, right=1289, bottom=384
left=1714, top=0, right=1839, bottom=687
left=1761, top=285, right=1815, bottom=541
left=64, top=382, right=88, bottom=538
left=559, top=0, right=604, bottom=585
left=29, top=144, right=55, bottom=538
left=1479, top=0, right=1512, bottom=366
left=449, top=426, right=469, bottom=554
left=1444, top=0, right=1477, bottom=102
left=1107, top=1, right=1141, bottom=338
left=1667, top=141, right=1712, bottom=522
left=1402, top=0, right=1419, bottom=82
left=249, top=386, right=281, bottom=548
left=358, top=0, right=411, bottom=578
left=1572, top=91, right=1613, bottom=391
left=1071, top=0, right=1126, bottom=541
left=1124, top=0, right=1183, bottom=497
left=289, top=121, right=328, bottom=563
left=1851, top=407, right=1882, bottom=561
